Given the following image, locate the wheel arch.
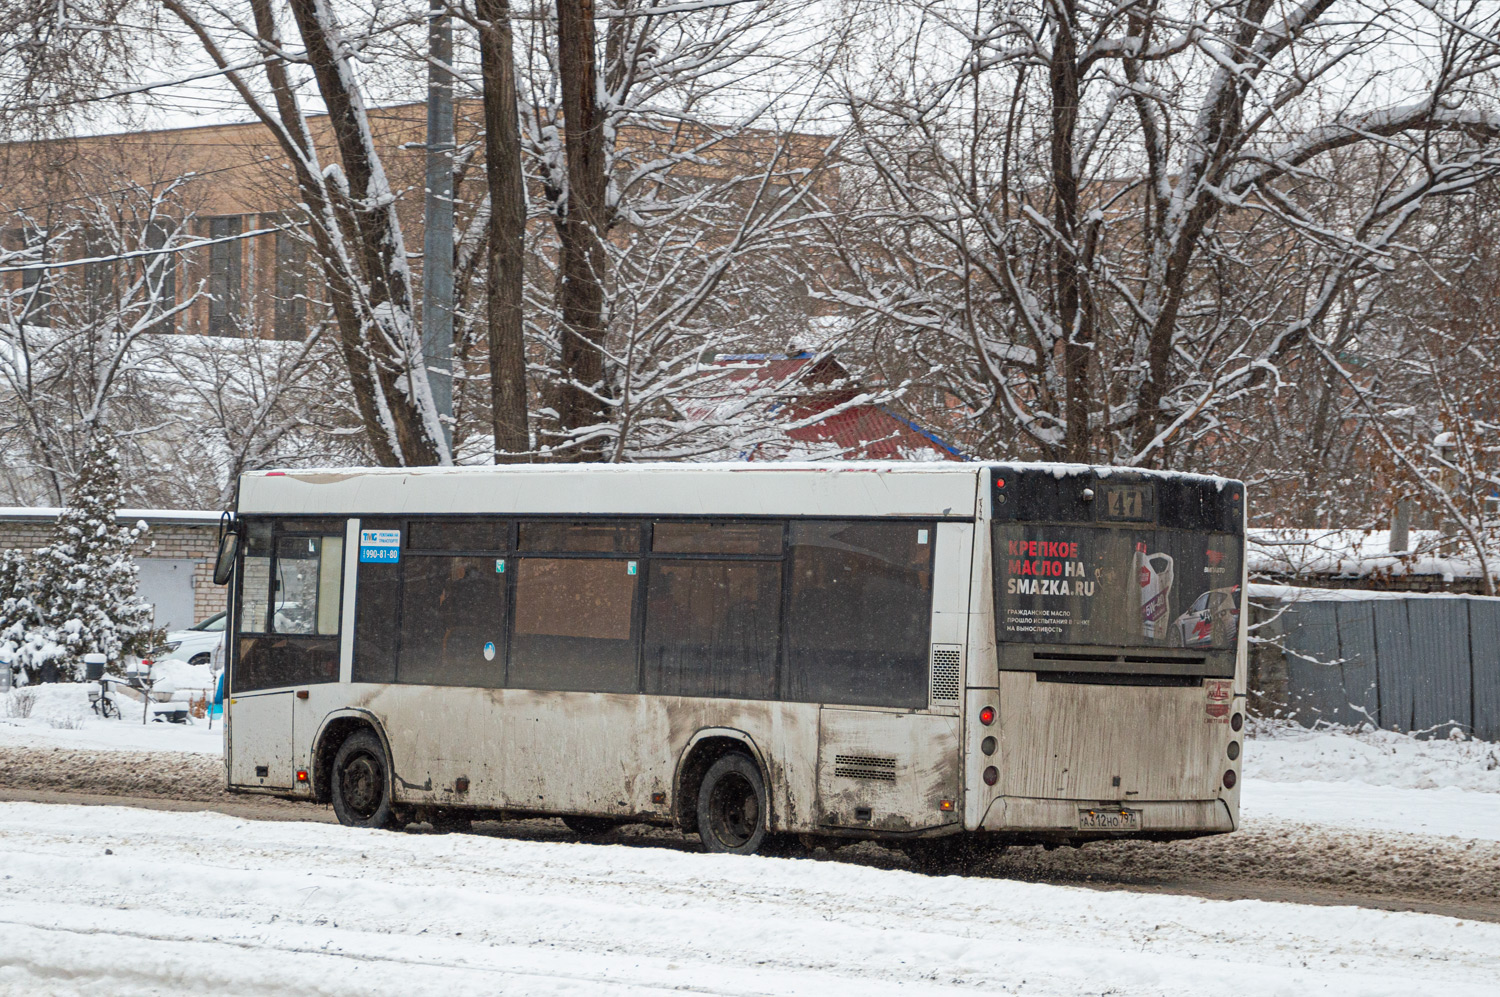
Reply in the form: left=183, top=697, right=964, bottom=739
left=673, top=728, right=773, bottom=834
left=310, top=709, right=393, bottom=805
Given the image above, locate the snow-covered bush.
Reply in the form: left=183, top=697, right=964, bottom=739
left=0, top=436, right=158, bottom=682
left=6, top=689, right=36, bottom=719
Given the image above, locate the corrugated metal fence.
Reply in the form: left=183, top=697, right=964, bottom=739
left=1250, top=591, right=1500, bottom=740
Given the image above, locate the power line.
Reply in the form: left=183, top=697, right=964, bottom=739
left=0, top=226, right=280, bottom=275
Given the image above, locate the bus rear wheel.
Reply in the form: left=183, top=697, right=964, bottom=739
left=696, top=753, right=767, bottom=855
left=331, top=730, right=398, bottom=829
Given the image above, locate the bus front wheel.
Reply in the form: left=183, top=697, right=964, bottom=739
left=331, top=730, right=398, bottom=830
left=696, top=753, right=767, bottom=855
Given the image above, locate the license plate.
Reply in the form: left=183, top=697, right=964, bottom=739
left=1078, top=808, right=1141, bottom=831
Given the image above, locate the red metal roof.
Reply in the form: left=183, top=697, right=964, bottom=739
left=689, top=354, right=966, bottom=461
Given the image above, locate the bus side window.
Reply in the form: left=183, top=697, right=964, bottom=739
left=397, top=554, right=506, bottom=687
left=643, top=559, right=780, bottom=700
left=783, top=521, right=934, bottom=709
left=510, top=520, right=639, bottom=692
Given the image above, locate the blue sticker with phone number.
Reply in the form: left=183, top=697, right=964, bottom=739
left=359, top=529, right=401, bottom=564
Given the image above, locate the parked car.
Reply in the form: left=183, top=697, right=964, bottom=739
left=150, top=611, right=226, bottom=665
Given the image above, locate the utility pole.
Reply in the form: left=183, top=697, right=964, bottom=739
left=422, top=0, right=455, bottom=448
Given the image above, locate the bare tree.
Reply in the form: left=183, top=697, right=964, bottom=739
left=0, top=175, right=197, bottom=503
left=473, top=0, right=532, bottom=459
left=508, top=0, right=845, bottom=460
left=822, top=0, right=1500, bottom=467
left=162, top=0, right=451, bottom=467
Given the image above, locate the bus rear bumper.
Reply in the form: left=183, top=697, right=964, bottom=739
left=979, top=796, right=1236, bottom=839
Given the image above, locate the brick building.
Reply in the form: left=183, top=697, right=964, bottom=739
left=0, top=103, right=826, bottom=344
left=0, top=105, right=432, bottom=341
left=0, top=508, right=226, bottom=631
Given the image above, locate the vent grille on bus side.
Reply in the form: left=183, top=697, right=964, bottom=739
left=930, top=644, right=963, bottom=706
left=834, top=755, right=898, bottom=781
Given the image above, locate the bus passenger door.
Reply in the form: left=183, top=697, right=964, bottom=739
left=228, top=691, right=295, bottom=788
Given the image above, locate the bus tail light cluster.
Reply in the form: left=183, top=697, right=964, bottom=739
left=1222, top=769, right=1237, bottom=789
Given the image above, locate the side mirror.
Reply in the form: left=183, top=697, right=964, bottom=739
left=212, top=530, right=240, bottom=586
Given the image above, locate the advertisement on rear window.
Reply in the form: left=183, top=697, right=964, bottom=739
left=993, top=525, right=1241, bottom=648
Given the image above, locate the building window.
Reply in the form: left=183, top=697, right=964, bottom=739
left=6, top=228, right=50, bottom=327
left=274, top=227, right=306, bottom=341
left=207, top=215, right=243, bottom=337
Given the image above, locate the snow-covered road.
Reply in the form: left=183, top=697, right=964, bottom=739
left=0, top=801, right=1496, bottom=997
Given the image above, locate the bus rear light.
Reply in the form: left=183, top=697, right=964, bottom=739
left=1222, top=769, right=1237, bottom=789
left=980, top=735, right=997, bottom=755
left=1227, top=741, right=1240, bottom=761
left=296, top=770, right=308, bottom=783
left=1231, top=712, right=1243, bottom=732
left=982, top=766, right=998, bottom=786
left=979, top=706, right=996, bottom=726
left=939, top=799, right=954, bottom=811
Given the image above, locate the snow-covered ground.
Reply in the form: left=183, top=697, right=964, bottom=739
left=1242, top=720, right=1500, bottom=840
left=3, top=691, right=1500, bottom=993
left=0, top=799, right=1495, bottom=997
left=0, top=682, right=222, bottom=753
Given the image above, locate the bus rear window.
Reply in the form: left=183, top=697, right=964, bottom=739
left=993, top=524, right=1241, bottom=649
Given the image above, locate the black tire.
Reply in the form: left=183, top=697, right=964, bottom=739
left=561, top=815, right=617, bottom=837
left=188, top=653, right=212, bottom=666
left=696, top=752, right=767, bottom=855
left=330, top=730, right=399, bottom=829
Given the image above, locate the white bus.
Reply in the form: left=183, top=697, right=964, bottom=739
left=214, top=462, right=1246, bottom=857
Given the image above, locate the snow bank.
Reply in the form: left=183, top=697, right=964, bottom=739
left=147, top=658, right=213, bottom=694
left=0, top=801, right=1496, bottom=997
left=1246, top=720, right=1500, bottom=793
left=1244, top=780, right=1500, bottom=841
left=0, top=683, right=223, bottom=753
